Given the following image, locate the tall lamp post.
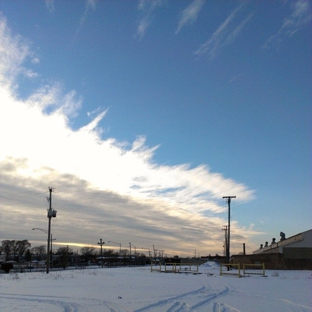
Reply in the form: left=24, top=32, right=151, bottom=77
left=108, top=240, right=121, bottom=265
left=97, top=239, right=105, bottom=266
left=32, top=228, right=56, bottom=270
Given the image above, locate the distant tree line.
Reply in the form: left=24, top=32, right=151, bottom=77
left=0, top=240, right=149, bottom=271
left=1, top=240, right=31, bottom=262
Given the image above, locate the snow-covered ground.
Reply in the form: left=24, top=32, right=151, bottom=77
left=0, top=262, right=311, bottom=311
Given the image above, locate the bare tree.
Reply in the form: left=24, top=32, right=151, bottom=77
left=1, top=240, right=11, bottom=261
left=56, top=246, right=73, bottom=269
left=1, top=240, right=31, bottom=262
left=16, top=240, right=31, bottom=261
left=80, top=246, right=95, bottom=262
left=31, top=245, right=46, bottom=260
left=119, top=249, right=129, bottom=257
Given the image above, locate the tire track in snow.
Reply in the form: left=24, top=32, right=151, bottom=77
left=211, top=291, right=312, bottom=312
left=276, top=298, right=312, bottom=312
left=213, top=302, right=241, bottom=312
left=134, top=284, right=230, bottom=312
left=0, top=293, right=129, bottom=312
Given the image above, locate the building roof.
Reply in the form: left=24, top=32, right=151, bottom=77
left=253, top=229, right=312, bottom=254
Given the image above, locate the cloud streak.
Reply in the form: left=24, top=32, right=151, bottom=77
left=45, top=0, right=55, bottom=13
left=262, top=0, right=312, bottom=49
left=136, top=0, right=164, bottom=39
left=0, top=14, right=258, bottom=255
left=73, top=0, right=97, bottom=40
left=176, top=0, right=205, bottom=34
left=195, top=3, right=252, bottom=59
left=0, top=14, right=39, bottom=87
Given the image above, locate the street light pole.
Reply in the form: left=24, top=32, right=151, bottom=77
left=97, top=239, right=105, bottom=266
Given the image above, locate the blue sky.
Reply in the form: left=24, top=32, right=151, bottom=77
left=0, top=0, right=311, bottom=257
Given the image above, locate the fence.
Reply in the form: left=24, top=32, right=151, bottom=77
left=220, top=263, right=241, bottom=277
left=243, top=263, right=266, bottom=276
left=150, top=261, right=198, bottom=273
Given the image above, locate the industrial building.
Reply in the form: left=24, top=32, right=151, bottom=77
left=231, top=229, right=312, bottom=270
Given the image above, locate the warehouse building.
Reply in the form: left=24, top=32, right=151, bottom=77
left=231, top=229, right=312, bottom=270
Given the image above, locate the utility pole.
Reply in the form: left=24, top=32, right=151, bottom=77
left=153, top=245, right=157, bottom=260
left=129, top=242, right=132, bottom=257
left=223, top=196, right=236, bottom=266
left=98, top=239, right=105, bottom=266
left=222, top=225, right=228, bottom=257
left=47, top=187, right=57, bottom=274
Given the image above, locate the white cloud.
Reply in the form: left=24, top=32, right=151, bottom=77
left=195, top=3, right=252, bottom=59
left=262, top=0, right=312, bottom=49
left=176, top=0, right=205, bottom=34
left=73, top=0, right=98, bottom=40
left=45, top=0, right=55, bottom=13
left=136, top=0, right=164, bottom=39
left=0, top=14, right=38, bottom=87
left=0, top=14, right=258, bottom=255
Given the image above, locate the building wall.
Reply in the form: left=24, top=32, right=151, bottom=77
left=283, top=247, right=312, bottom=260
left=285, top=230, right=312, bottom=248
left=231, top=253, right=312, bottom=270
left=253, top=229, right=312, bottom=254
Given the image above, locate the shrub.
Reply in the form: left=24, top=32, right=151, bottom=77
left=1, top=263, right=14, bottom=273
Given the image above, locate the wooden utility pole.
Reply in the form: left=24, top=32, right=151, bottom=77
left=223, top=196, right=236, bottom=265
left=222, top=225, right=228, bottom=257
left=47, top=187, right=57, bottom=274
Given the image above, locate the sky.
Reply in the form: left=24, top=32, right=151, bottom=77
left=0, top=0, right=311, bottom=257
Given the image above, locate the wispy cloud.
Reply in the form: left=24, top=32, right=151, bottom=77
left=176, top=0, right=205, bottom=34
left=45, top=0, right=55, bottom=13
left=0, top=14, right=258, bottom=255
left=0, top=13, right=39, bottom=87
left=262, top=0, right=312, bottom=50
left=136, top=0, right=164, bottom=39
left=74, top=0, right=97, bottom=40
left=195, top=3, right=252, bottom=59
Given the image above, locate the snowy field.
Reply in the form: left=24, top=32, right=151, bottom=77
left=0, top=262, right=311, bottom=312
